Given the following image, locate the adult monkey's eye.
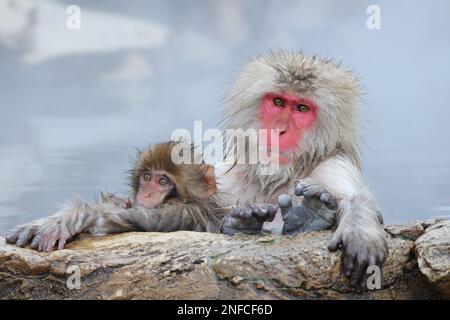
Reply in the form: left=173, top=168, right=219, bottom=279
left=296, top=104, right=310, bottom=112
left=143, top=173, right=152, bottom=181
left=159, top=177, right=169, bottom=186
left=273, top=98, right=284, bottom=107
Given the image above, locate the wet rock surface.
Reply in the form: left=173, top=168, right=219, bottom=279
left=0, top=219, right=448, bottom=299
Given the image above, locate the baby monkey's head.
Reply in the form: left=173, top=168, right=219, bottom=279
left=130, top=141, right=217, bottom=208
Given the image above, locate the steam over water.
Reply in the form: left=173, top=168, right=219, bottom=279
left=1, top=0, right=449, bottom=233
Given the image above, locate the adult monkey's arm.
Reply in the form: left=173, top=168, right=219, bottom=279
left=305, top=155, right=388, bottom=287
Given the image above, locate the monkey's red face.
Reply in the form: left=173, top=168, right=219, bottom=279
left=259, top=92, right=317, bottom=164
left=136, top=170, right=175, bottom=209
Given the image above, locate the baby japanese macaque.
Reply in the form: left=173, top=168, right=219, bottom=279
left=6, top=141, right=224, bottom=251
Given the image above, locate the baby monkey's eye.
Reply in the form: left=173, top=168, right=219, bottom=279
left=273, top=98, right=284, bottom=107
left=143, top=173, right=152, bottom=181
left=296, top=104, right=310, bottom=112
left=159, top=177, right=169, bottom=186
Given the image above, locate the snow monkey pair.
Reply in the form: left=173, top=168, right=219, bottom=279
left=5, top=141, right=331, bottom=248
left=6, top=51, right=387, bottom=288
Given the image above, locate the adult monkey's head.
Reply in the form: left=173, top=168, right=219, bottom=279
left=222, top=51, right=362, bottom=181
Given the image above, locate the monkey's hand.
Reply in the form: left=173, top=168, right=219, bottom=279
left=328, top=199, right=388, bottom=288
left=6, top=213, right=78, bottom=252
left=5, top=218, right=51, bottom=249
left=6, top=209, right=93, bottom=252
left=221, top=204, right=278, bottom=236
left=101, top=192, right=132, bottom=209
left=31, top=218, right=76, bottom=252
left=280, top=181, right=338, bottom=235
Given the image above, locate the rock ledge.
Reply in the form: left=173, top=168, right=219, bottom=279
left=0, top=219, right=449, bottom=299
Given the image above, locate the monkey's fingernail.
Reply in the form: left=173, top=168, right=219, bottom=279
left=320, top=193, right=329, bottom=201
left=244, top=208, right=253, bottom=219
left=5, top=234, right=17, bottom=243
left=31, top=238, right=39, bottom=249
left=294, top=187, right=304, bottom=197
left=278, top=194, right=292, bottom=208
left=328, top=239, right=341, bottom=251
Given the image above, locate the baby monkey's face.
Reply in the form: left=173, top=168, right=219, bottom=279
left=136, top=170, right=175, bottom=208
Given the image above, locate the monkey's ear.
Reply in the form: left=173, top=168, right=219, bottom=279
left=201, top=165, right=217, bottom=198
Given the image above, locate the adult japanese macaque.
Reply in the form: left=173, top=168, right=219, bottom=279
left=5, top=142, right=223, bottom=251
left=219, top=51, right=388, bottom=287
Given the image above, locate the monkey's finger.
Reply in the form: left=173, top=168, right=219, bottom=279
left=44, top=237, right=58, bottom=252
left=266, top=212, right=276, bottom=222
left=223, top=216, right=256, bottom=230
left=368, top=253, right=381, bottom=270
left=278, top=195, right=292, bottom=211
left=222, top=215, right=261, bottom=235
left=249, top=204, right=277, bottom=220
left=58, top=238, right=67, bottom=251
left=15, top=227, right=35, bottom=247
left=229, top=208, right=241, bottom=219
left=376, top=252, right=386, bottom=266
left=327, top=233, right=342, bottom=252
left=5, top=231, right=20, bottom=244
left=294, top=182, right=306, bottom=197
left=57, top=231, right=71, bottom=250
left=42, top=231, right=58, bottom=252
left=359, top=271, right=370, bottom=289
left=243, top=207, right=253, bottom=219
left=350, top=245, right=369, bottom=286
left=124, top=198, right=132, bottom=209
left=249, top=206, right=277, bottom=223
left=265, top=205, right=278, bottom=222
left=221, top=226, right=238, bottom=236
left=368, top=255, right=377, bottom=269
left=5, top=225, right=29, bottom=244
left=41, top=236, right=49, bottom=252
left=376, top=210, right=384, bottom=224
left=229, top=208, right=239, bottom=219
left=38, top=237, right=46, bottom=252
left=266, top=204, right=279, bottom=214
left=319, top=192, right=338, bottom=210
left=342, top=242, right=357, bottom=278
left=300, top=183, right=334, bottom=204
left=343, top=254, right=355, bottom=279
left=351, top=258, right=368, bottom=288
left=229, top=207, right=253, bottom=219
left=249, top=204, right=268, bottom=215
left=31, top=234, right=42, bottom=249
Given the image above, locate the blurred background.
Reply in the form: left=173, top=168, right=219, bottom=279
left=1, top=0, right=449, bottom=233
